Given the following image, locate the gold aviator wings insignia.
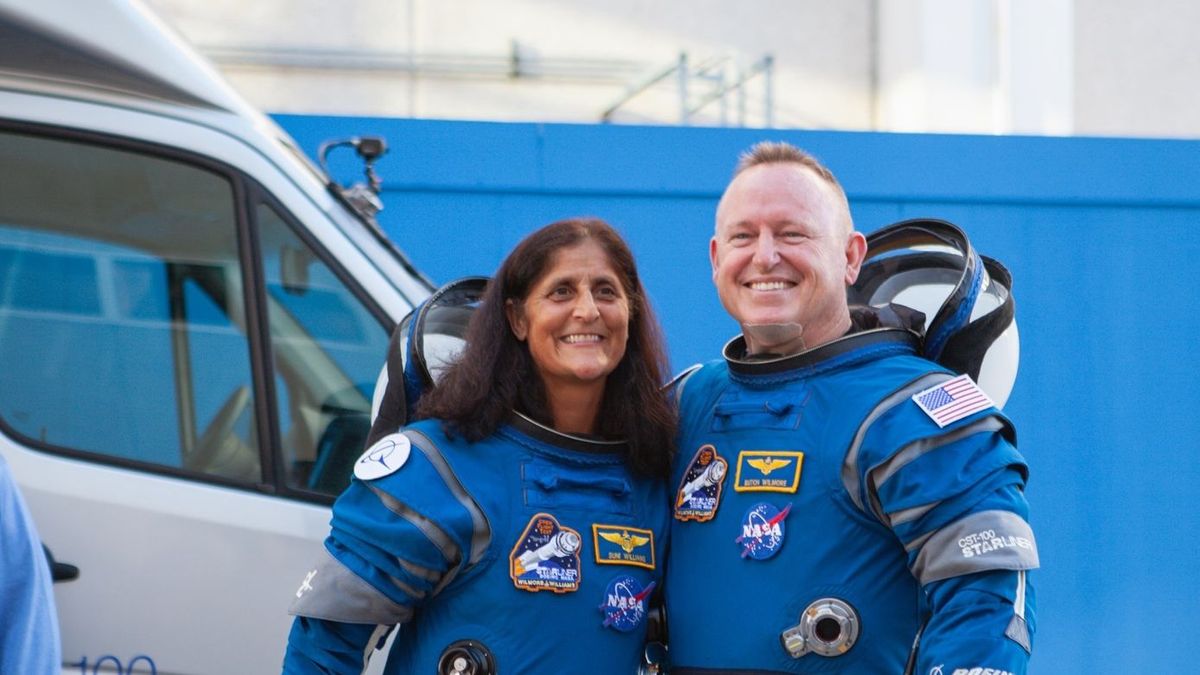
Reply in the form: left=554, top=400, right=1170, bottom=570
left=747, top=457, right=792, bottom=476
left=599, top=530, right=650, bottom=553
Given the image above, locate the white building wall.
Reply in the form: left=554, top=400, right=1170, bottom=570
left=144, top=0, right=874, bottom=128
left=143, top=0, right=1200, bottom=138
left=1074, top=0, right=1200, bottom=138
left=874, top=0, right=1073, bottom=136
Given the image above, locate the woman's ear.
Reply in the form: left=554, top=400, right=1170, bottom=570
left=505, top=298, right=528, bottom=341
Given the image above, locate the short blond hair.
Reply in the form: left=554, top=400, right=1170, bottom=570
left=731, top=141, right=853, bottom=232
left=735, top=141, right=839, bottom=183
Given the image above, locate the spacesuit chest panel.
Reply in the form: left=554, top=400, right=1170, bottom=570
left=666, top=341, right=927, bottom=673
left=522, top=457, right=635, bottom=517
left=388, top=421, right=668, bottom=675
left=680, top=373, right=849, bottom=503
left=710, top=387, right=806, bottom=433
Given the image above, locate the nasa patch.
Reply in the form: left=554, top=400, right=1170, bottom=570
left=674, top=444, right=728, bottom=522
left=353, top=433, right=412, bottom=480
left=735, top=502, right=792, bottom=560
left=509, top=513, right=582, bottom=593
left=599, top=575, right=656, bottom=633
left=734, top=450, right=804, bottom=493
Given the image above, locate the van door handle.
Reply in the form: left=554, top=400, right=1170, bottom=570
left=42, top=544, right=80, bottom=583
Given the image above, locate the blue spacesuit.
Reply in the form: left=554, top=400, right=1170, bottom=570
left=665, top=309, right=1039, bottom=674
left=284, top=413, right=669, bottom=674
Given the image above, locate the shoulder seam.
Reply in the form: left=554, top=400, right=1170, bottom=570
left=840, top=371, right=954, bottom=515
left=403, top=429, right=494, bottom=587
left=665, top=363, right=703, bottom=406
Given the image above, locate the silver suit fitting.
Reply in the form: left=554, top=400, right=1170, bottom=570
left=437, top=640, right=496, bottom=675
left=780, top=597, right=860, bottom=659
left=637, top=642, right=668, bottom=675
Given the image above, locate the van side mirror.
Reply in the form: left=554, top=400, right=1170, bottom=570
left=43, top=544, right=80, bottom=583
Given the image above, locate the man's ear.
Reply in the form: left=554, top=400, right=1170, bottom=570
left=843, top=231, right=868, bottom=285
left=505, top=298, right=527, bottom=341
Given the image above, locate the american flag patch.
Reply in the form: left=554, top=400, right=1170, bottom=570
left=912, top=374, right=994, bottom=427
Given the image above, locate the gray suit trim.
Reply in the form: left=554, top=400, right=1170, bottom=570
left=396, top=555, right=441, bottom=584
left=405, top=430, right=492, bottom=564
left=906, top=526, right=937, bottom=554
left=888, top=501, right=939, bottom=526
left=362, top=625, right=394, bottom=672
left=910, top=510, right=1040, bottom=585
left=384, top=572, right=427, bottom=601
left=866, top=416, right=1007, bottom=524
left=1005, top=570, right=1032, bottom=653
left=1006, top=615, right=1032, bottom=653
left=667, top=363, right=703, bottom=406
left=842, top=372, right=952, bottom=514
left=289, top=549, right=414, bottom=625
left=368, top=483, right=462, bottom=571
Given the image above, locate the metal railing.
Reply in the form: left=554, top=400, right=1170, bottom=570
left=201, top=42, right=774, bottom=127
left=600, top=52, right=775, bottom=127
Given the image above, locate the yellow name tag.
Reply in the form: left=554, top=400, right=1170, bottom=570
left=592, top=524, right=656, bottom=570
left=734, top=450, right=804, bottom=493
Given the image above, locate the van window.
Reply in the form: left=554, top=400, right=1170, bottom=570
left=0, top=130, right=261, bottom=481
left=255, top=203, right=389, bottom=495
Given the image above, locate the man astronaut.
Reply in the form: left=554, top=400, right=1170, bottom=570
left=664, top=141, right=1038, bottom=674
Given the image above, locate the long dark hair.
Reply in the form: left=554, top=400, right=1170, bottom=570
left=415, top=217, right=676, bottom=478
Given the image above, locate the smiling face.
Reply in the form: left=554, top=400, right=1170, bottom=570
left=507, top=239, right=630, bottom=399
left=711, top=162, right=866, bottom=354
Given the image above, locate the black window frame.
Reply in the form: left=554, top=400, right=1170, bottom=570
left=245, top=185, right=397, bottom=503
left=0, top=119, right=396, bottom=505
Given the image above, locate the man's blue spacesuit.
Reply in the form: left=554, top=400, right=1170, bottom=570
left=665, top=308, right=1039, bottom=674
left=284, top=413, right=669, bottom=674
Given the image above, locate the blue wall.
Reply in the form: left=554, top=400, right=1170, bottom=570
left=278, top=114, right=1200, bottom=674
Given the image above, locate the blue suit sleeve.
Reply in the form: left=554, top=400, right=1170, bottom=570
left=0, top=457, right=61, bottom=675
left=900, top=473, right=1037, bottom=674
left=855, top=395, right=1040, bottom=671
left=282, top=617, right=386, bottom=675
left=283, top=431, right=487, bottom=674
left=917, top=568, right=1037, bottom=675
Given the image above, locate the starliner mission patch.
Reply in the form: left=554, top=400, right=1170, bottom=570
left=510, top=513, right=582, bottom=593
left=674, top=444, right=728, bottom=522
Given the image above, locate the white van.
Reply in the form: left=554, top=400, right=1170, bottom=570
left=0, top=1, right=430, bottom=672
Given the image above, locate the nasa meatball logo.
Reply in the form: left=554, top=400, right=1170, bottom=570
left=599, top=575, right=656, bottom=632
left=509, top=513, right=582, bottom=593
left=674, top=444, right=729, bottom=522
left=353, top=433, right=411, bottom=480
left=735, top=502, right=792, bottom=560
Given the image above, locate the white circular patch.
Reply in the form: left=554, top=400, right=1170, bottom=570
left=354, top=433, right=411, bottom=481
